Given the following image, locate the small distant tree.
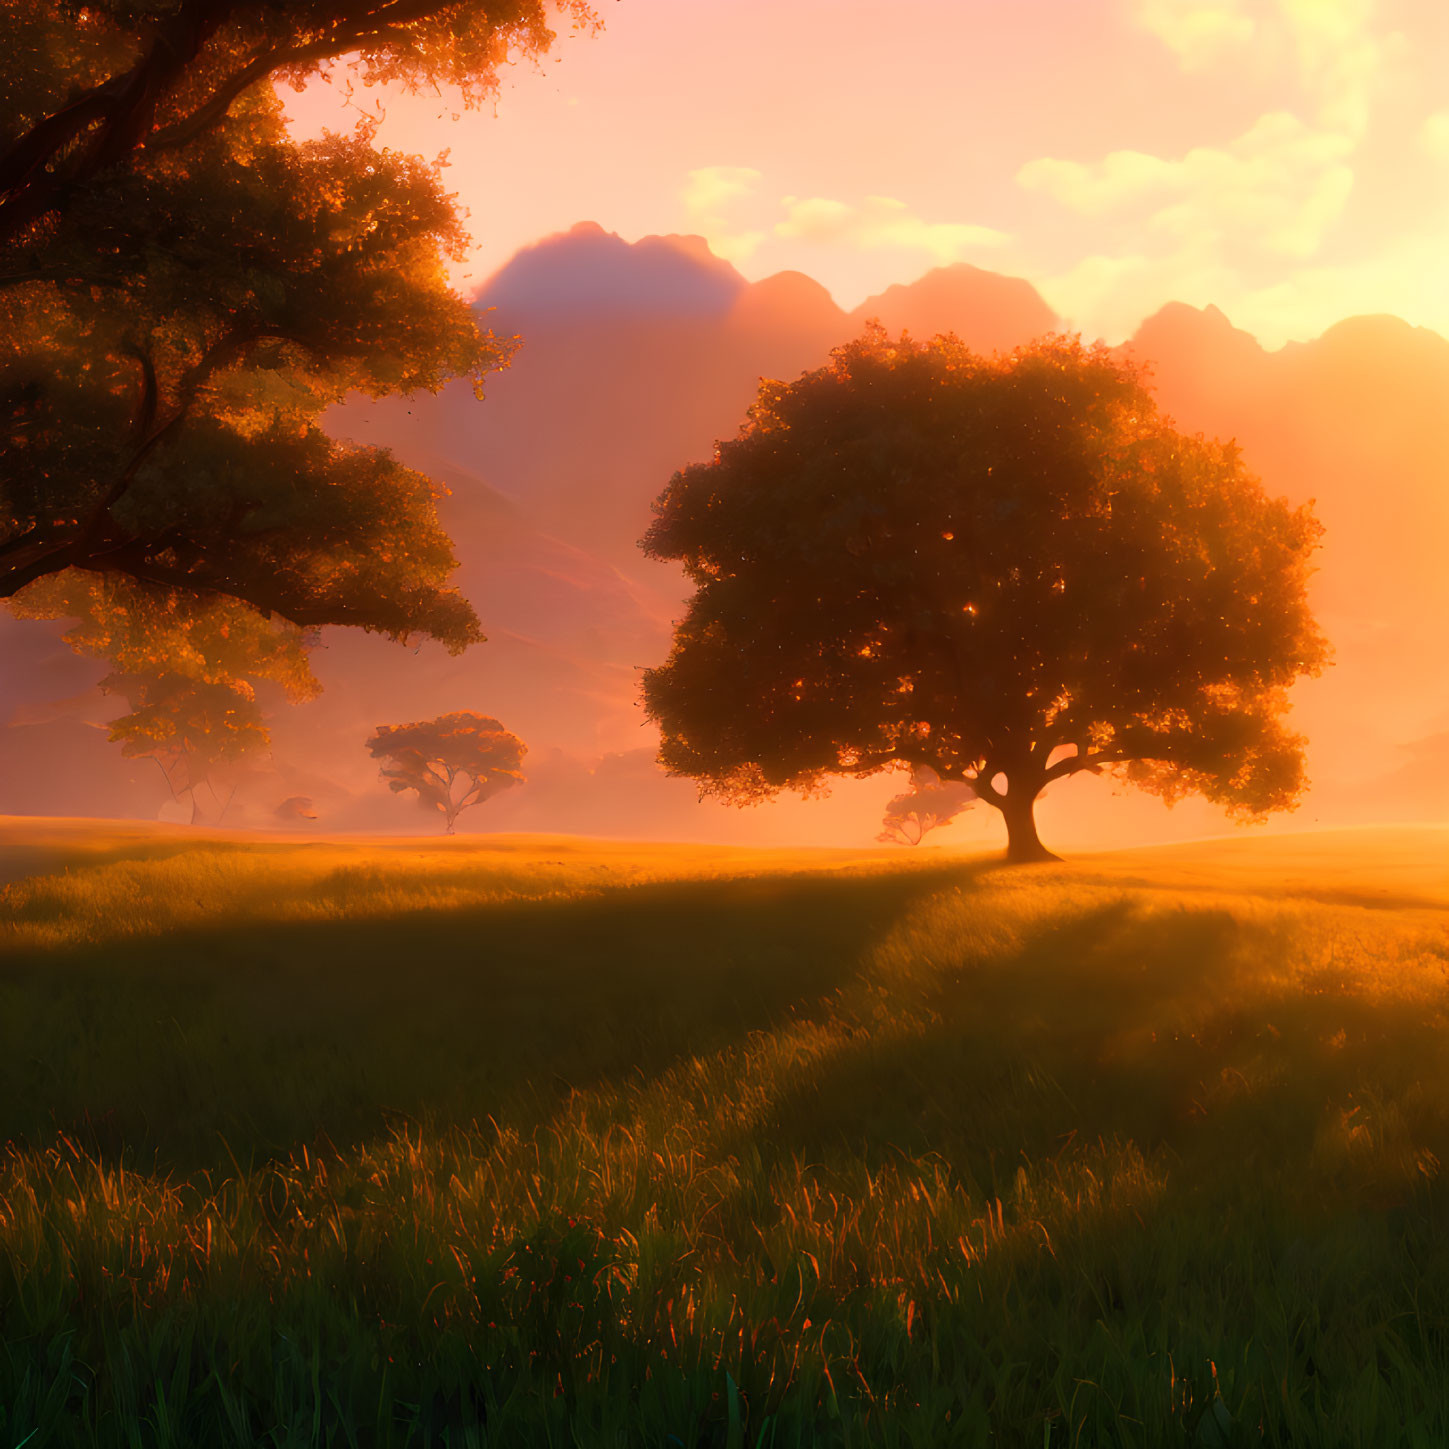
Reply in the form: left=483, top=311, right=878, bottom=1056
left=11, top=571, right=317, bottom=822
left=641, top=329, right=1329, bottom=862
left=103, top=674, right=265, bottom=822
left=878, top=766, right=976, bottom=846
left=366, top=713, right=526, bottom=834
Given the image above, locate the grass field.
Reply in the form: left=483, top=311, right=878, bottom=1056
left=1, top=819, right=1448, bottom=1446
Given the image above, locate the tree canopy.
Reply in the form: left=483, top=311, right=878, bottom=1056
left=1, top=0, right=595, bottom=643
left=366, top=711, right=526, bottom=832
left=877, top=766, right=976, bottom=847
left=12, top=570, right=317, bottom=820
left=641, top=329, right=1329, bottom=862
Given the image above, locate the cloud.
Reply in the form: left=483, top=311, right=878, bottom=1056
left=1221, top=226, right=1449, bottom=344
left=1016, top=4, right=1443, bottom=349
left=1422, top=111, right=1449, bottom=163
left=1031, top=248, right=1238, bottom=346
left=677, top=172, right=1008, bottom=277
left=680, top=165, right=767, bottom=262
left=1134, top=0, right=1256, bottom=69
left=1032, top=202, right=1449, bottom=347
left=1019, top=111, right=1354, bottom=259
left=1133, top=0, right=1402, bottom=137
left=775, top=194, right=1008, bottom=264
left=682, top=165, right=762, bottom=219
left=1017, top=150, right=1177, bottom=219
left=1277, top=0, right=1402, bottom=136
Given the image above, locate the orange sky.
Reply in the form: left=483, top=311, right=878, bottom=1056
left=284, top=0, right=1449, bottom=348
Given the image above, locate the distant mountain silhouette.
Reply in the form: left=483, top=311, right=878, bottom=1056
left=4, top=226, right=1446, bottom=840
left=732, top=269, right=843, bottom=332
left=850, top=263, right=1060, bottom=353
left=355, top=226, right=1066, bottom=571
left=1128, top=302, right=1264, bottom=397
left=1126, top=302, right=1449, bottom=811
left=480, top=221, right=745, bottom=320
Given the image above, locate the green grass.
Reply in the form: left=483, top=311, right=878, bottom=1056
left=1, top=821, right=1448, bottom=1446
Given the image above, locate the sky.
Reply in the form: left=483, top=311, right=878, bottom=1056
left=282, top=0, right=1449, bottom=348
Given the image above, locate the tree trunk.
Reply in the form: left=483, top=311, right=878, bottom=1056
left=999, top=787, right=1059, bottom=864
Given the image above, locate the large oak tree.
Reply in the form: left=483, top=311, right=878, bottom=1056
left=641, top=330, right=1329, bottom=862
left=1, top=0, right=594, bottom=644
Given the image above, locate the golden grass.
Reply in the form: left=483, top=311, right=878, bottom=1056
left=0, top=817, right=938, bottom=951
left=2, top=819, right=1448, bottom=1445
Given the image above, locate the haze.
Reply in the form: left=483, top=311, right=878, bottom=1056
left=3, top=0, right=1447, bottom=851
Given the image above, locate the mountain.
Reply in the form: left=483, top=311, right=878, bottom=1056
left=1126, top=304, right=1449, bottom=819
left=850, top=263, right=1061, bottom=352
left=480, top=220, right=745, bottom=319
left=350, top=227, right=1063, bottom=571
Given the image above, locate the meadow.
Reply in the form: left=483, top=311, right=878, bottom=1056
left=1, top=819, right=1448, bottom=1447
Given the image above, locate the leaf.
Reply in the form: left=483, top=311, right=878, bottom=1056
left=1194, top=1396, right=1234, bottom=1448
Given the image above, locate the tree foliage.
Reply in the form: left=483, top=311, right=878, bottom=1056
left=642, top=329, right=1329, bottom=862
left=0, top=0, right=595, bottom=642
left=366, top=711, right=526, bottom=833
left=877, top=766, right=976, bottom=846
left=12, top=571, right=318, bottom=819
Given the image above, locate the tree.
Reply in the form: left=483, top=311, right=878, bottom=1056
left=11, top=570, right=317, bottom=820
left=1, top=0, right=595, bottom=641
left=102, top=675, right=266, bottom=823
left=641, top=330, right=1329, bottom=862
left=877, top=766, right=976, bottom=846
left=366, top=712, right=525, bottom=833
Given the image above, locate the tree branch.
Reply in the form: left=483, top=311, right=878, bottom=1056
left=454, top=776, right=486, bottom=810
left=0, top=324, right=244, bottom=597
left=967, top=767, right=1005, bottom=807
left=145, top=39, right=360, bottom=156
left=63, top=323, right=276, bottom=562
left=0, top=78, right=130, bottom=198
left=124, top=340, right=158, bottom=443
left=0, top=523, right=52, bottom=564
left=0, top=540, right=84, bottom=597
left=0, top=3, right=230, bottom=246
left=146, top=2, right=478, bottom=156
left=1042, top=746, right=1129, bottom=785
left=0, top=267, right=130, bottom=291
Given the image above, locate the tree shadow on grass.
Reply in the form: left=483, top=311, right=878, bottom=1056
left=744, top=897, right=1449, bottom=1210
left=690, top=897, right=1449, bottom=1447
left=0, top=862, right=985, bottom=1174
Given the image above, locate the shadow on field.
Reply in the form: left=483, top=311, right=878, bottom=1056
left=0, top=863, right=982, bottom=1174
left=748, top=898, right=1449, bottom=1206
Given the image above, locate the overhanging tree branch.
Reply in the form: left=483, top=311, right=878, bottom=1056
left=1, top=0, right=539, bottom=245
left=1043, top=750, right=1106, bottom=785
left=4, top=1, right=590, bottom=653
left=0, top=3, right=230, bottom=244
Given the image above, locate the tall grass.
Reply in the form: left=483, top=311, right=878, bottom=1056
left=1, top=826, right=1448, bottom=1445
